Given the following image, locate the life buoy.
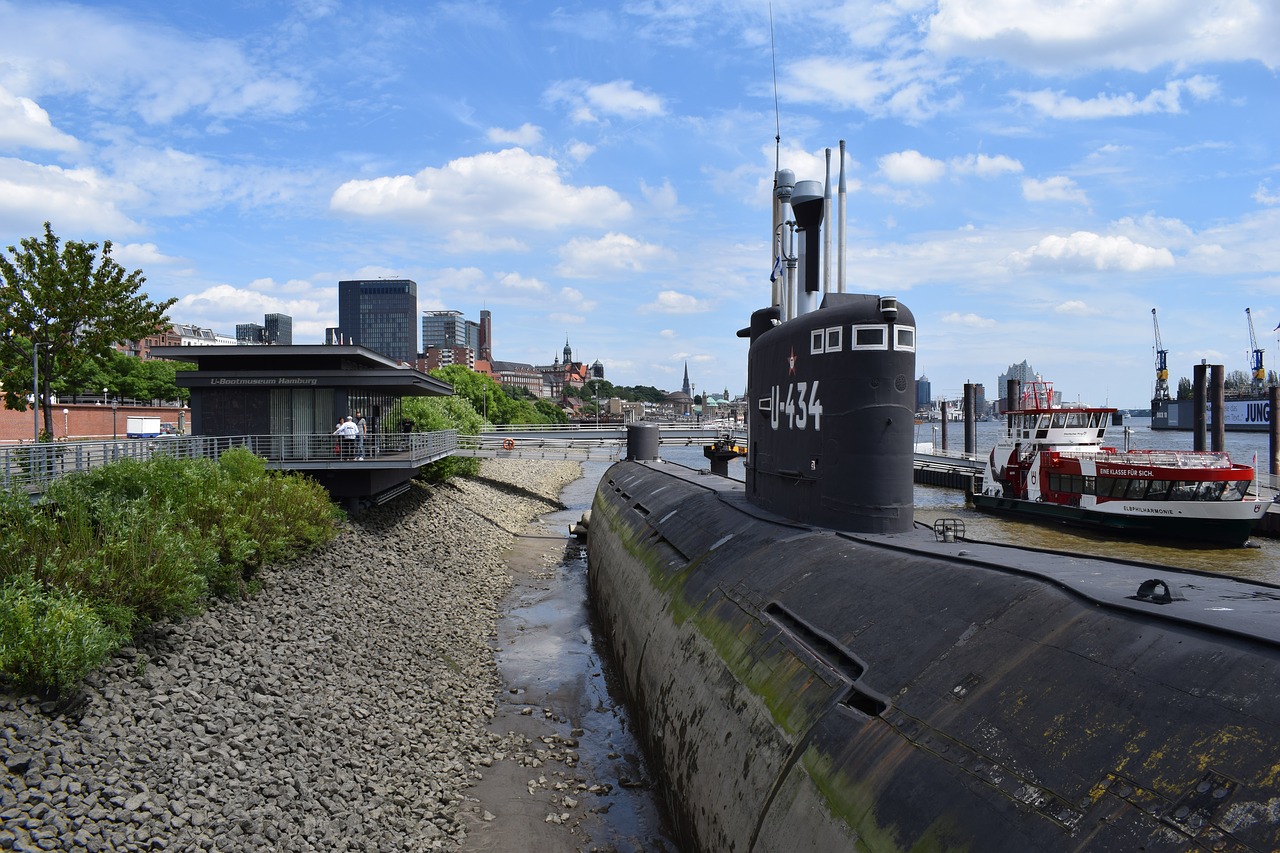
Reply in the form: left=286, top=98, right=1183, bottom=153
left=502, top=438, right=515, bottom=450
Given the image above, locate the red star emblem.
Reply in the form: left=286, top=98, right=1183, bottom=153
left=787, top=346, right=797, bottom=376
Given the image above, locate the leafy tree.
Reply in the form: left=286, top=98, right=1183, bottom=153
left=0, top=223, right=176, bottom=437
left=430, top=365, right=505, bottom=423
left=402, top=394, right=483, bottom=481
left=534, top=399, right=568, bottom=423
left=625, top=384, right=668, bottom=404
left=428, top=364, right=569, bottom=425
left=76, top=350, right=192, bottom=404
left=1224, top=369, right=1251, bottom=392
left=1177, top=376, right=1192, bottom=400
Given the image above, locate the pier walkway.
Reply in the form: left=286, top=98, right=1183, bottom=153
left=0, top=424, right=739, bottom=493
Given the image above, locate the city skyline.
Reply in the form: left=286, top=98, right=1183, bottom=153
left=2, top=2, right=1279, bottom=406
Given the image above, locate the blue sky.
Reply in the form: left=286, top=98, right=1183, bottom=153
left=2, top=0, right=1278, bottom=407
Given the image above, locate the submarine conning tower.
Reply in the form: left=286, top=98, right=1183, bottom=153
left=747, top=181, right=916, bottom=536
left=745, top=293, right=915, bottom=533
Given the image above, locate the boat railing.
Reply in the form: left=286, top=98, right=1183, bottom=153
left=1045, top=448, right=1241, bottom=469
left=1104, top=449, right=1236, bottom=469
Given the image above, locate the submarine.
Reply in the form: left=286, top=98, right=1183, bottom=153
left=586, top=148, right=1280, bottom=851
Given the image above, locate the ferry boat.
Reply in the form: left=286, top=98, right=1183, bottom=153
left=974, top=380, right=1264, bottom=545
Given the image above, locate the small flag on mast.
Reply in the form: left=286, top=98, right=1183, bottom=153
left=770, top=255, right=782, bottom=283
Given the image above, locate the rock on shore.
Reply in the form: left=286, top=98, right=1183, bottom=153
left=0, top=459, right=582, bottom=853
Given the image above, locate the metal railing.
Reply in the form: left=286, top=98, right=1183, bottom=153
left=455, top=433, right=622, bottom=461
left=0, top=431, right=458, bottom=493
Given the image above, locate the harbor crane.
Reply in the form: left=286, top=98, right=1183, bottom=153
left=1246, top=307, right=1266, bottom=394
left=1151, top=308, right=1170, bottom=401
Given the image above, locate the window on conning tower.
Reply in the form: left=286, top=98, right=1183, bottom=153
left=852, top=325, right=888, bottom=350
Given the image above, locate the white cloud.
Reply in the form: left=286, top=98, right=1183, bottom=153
left=565, top=141, right=595, bottom=163
left=556, top=231, right=665, bottom=278
left=113, top=242, right=180, bottom=268
left=879, top=150, right=947, bottom=184
left=0, top=86, right=78, bottom=152
left=1054, top=300, right=1098, bottom=316
left=1010, top=231, right=1175, bottom=271
left=175, top=283, right=330, bottom=338
left=640, top=290, right=710, bottom=314
left=544, top=79, right=665, bottom=123
left=1012, top=77, right=1220, bottom=119
left=557, top=286, right=597, bottom=312
left=102, top=143, right=312, bottom=216
left=640, top=179, right=678, bottom=209
left=777, top=55, right=957, bottom=123
left=494, top=271, right=546, bottom=293
left=941, top=312, right=996, bottom=328
left=1022, top=176, right=1088, bottom=204
left=659, top=329, right=677, bottom=339
left=926, top=0, right=1280, bottom=72
left=330, top=148, right=632, bottom=230
left=1254, top=182, right=1280, bottom=206
left=0, top=157, right=143, bottom=235
left=0, top=2, right=307, bottom=124
left=949, top=153, right=1023, bottom=177
left=486, top=123, right=543, bottom=146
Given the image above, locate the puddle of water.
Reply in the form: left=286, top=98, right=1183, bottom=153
left=491, top=461, right=681, bottom=852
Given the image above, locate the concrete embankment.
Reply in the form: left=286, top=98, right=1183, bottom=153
left=0, top=459, right=581, bottom=853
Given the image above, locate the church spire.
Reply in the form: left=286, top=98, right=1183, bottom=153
left=681, top=362, right=691, bottom=397
left=563, top=336, right=573, bottom=365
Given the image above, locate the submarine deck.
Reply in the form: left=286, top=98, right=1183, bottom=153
left=636, top=458, right=1280, bottom=650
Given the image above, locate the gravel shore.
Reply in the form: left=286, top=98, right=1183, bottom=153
left=0, top=459, right=582, bottom=853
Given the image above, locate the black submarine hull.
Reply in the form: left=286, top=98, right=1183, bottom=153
left=587, top=459, right=1280, bottom=852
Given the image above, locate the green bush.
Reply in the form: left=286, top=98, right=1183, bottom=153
left=0, top=573, right=121, bottom=695
left=0, top=449, right=340, bottom=694
left=404, top=395, right=484, bottom=482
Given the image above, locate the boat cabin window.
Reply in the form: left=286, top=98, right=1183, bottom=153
left=895, top=326, right=916, bottom=351
left=1051, top=413, right=1068, bottom=429
left=1095, top=477, right=1243, bottom=502
left=1195, top=481, right=1226, bottom=501
left=1048, top=473, right=1091, bottom=495
left=852, top=325, right=888, bottom=350
left=1124, top=479, right=1150, bottom=499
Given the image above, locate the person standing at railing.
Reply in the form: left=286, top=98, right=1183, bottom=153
left=333, top=416, right=358, bottom=459
left=355, top=411, right=367, bottom=460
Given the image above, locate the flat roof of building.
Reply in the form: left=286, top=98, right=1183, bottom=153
left=151, top=345, right=454, bottom=396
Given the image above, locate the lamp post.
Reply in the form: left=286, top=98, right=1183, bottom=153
left=63, top=408, right=69, bottom=438
left=32, top=342, right=48, bottom=443
left=101, top=386, right=107, bottom=406
left=112, top=396, right=118, bottom=441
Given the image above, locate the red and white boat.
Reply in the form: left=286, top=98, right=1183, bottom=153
left=972, top=380, right=1265, bottom=545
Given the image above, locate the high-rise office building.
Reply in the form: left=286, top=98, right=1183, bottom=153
left=236, top=322, right=265, bottom=344
left=337, top=279, right=417, bottom=362
left=916, top=374, right=932, bottom=410
left=264, top=313, right=292, bottom=345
